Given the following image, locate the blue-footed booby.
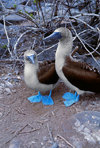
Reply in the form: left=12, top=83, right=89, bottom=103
left=24, top=50, right=59, bottom=105
left=44, top=27, right=100, bottom=107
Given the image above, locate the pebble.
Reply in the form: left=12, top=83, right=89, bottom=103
left=81, top=101, right=88, bottom=107
left=9, top=138, right=21, bottom=148
left=49, top=142, right=59, bottom=148
left=0, top=86, right=3, bottom=94
left=0, top=110, right=3, bottom=118
left=17, top=76, right=21, bottom=80
left=43, top=136, right=48, bottom=142
left=5, top=88, right=11, bottom=95
left=16, top=4, right=35, bottom=14
left=0, top=86, right=3, bottom=90
left=4, top=0, right=27, bottom=9
left=5, top=14, right=26, bottom=23
left=5, top=81, right=13, bottom=88
left=74, top=119, right=81, bottom=127
left=0, top=112, right=2, bottom=118
left=3, top=76, right=9, bottom=80
left=41, top=142, right=44, bottom=146
left=12, top=89, right=17, bottom=93
left=0, top=23, right=3, bottom=29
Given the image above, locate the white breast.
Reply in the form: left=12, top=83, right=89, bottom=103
left=24, top=63, right=55, bottom=92
left=24, top=64, right=38, bottom=89
left=55, top=43, right=84, bottom=95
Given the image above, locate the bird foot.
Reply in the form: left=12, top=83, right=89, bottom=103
left=28, top=92, right=42, bottom=103
left=42, top=90, right=54, bottom=105
left=62, top=92, right=79, bottom=107
left=27, top=91, right=54, bottom=105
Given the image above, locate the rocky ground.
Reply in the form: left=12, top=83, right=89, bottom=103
left=0, top=0, right=100, bottom=148
left=0, top=59, right=100, bottom=148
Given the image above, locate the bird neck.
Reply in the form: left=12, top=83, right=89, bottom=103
left=24, top=62, right=39, bottom=77
left=56, top=38, right=73, bottom=60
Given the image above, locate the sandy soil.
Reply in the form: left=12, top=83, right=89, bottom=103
left=0, top=63, right=100, bottom=148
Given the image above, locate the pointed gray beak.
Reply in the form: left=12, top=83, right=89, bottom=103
left=27, top=55, right=35, bottom=64
left=43, top=32, right=62, bottom=42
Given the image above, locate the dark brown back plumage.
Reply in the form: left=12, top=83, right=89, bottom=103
left=62, top=56, right=100, bottom=93
left=38, top=60, right=59, bottom=85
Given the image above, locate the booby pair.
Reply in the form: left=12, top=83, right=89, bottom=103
left=44, top=27, right=100, bottom=106
left=24, top=50, right=59, bottom=105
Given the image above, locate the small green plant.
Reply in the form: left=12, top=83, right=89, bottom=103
left=33, top=0, right=36, bottom=3
left=25, top=11, right=34, bottom=18
left=13, top=4, right=17, bottom=9
left=18, top=10, right=22, bottom=14
left=30, top=13, right=34, bottom=17
left=25, top=10, right=28, bottom=14
left=33, top=0, right=39, bottom=4
left=2, top=44, right=7, bottom=49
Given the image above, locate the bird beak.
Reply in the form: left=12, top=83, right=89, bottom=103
left=43, top=32, right=62, bottom=42
left=27, top=55, right=35, bottom=64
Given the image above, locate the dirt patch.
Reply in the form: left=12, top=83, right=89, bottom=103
left=0, top=64, right=100, bottom=148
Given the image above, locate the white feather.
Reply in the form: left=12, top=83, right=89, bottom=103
left=24, top=61, right=55, bottom=92
left=55, top=28, right=85, bottom=95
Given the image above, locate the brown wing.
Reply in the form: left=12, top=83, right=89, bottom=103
left=37, top=60, right=59, bottom=85
left=62, top=57, right=100, bottom=93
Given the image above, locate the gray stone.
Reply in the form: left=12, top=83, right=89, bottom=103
left=9, top=138, right=21, bottom=148
left=62, top=111, right=100, bottom=148
left=5, top=14, right=26, bottom=23
left=4, top=0, right=27, bottom=9
left=0, top=86, right=3, bottom=94
left=0, top=83, right=5, bottom=87
left=5, top=81, right=13, bottom=88
left=43, top=136, right=48, bottom=142
left=0, top=4, right=2, bottom=11
left=0, top=23, right=3, bottom=29
left=0, top=111, right=3, bottom=118
left=5, top=88, right=11, bottom=95
left=16, top=4, right=35, bottom=14
left=12, top=89, right=16, bottom=93
left=50, top=142, right=59, bottom=148
left=81, top=101, right=88, bottom=107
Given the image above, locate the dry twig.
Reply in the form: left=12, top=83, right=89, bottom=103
left=13, top=30, right=32, bottom=57
left=5, top=124, right=28, bottom=144
left=73, top=13, right=99, bottom=18
left=38, top=43, right=57, bottom=56
left=69, top=20, right=100, bottom=67
left=25, top=0, right=31, bottom=6
left=19, top=127, right=40, bottom=134
left=57, top=134, right=75, bottom=148
left=3, top=15, right=13, bottom=58
left=0, top=0, right=6, bottom=11
left=47, top=123, right=54, bottom=143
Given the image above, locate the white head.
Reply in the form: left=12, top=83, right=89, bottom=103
left=54, top=27, right=72, bottom=43
left=44, top=27, right=72, bottom=44
left=24, top=50, right=39, bottom=90
left=24, top=50, right=38, bottom=65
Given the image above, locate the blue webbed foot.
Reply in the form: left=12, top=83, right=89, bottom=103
left=42, top=90, right=54, bottom=105
left=62, top=92, right=79, bottom=107
left=28, top=91, right=42, bottom=103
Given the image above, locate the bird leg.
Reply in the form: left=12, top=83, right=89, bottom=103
left=49, top=90, right=52, bottom=97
